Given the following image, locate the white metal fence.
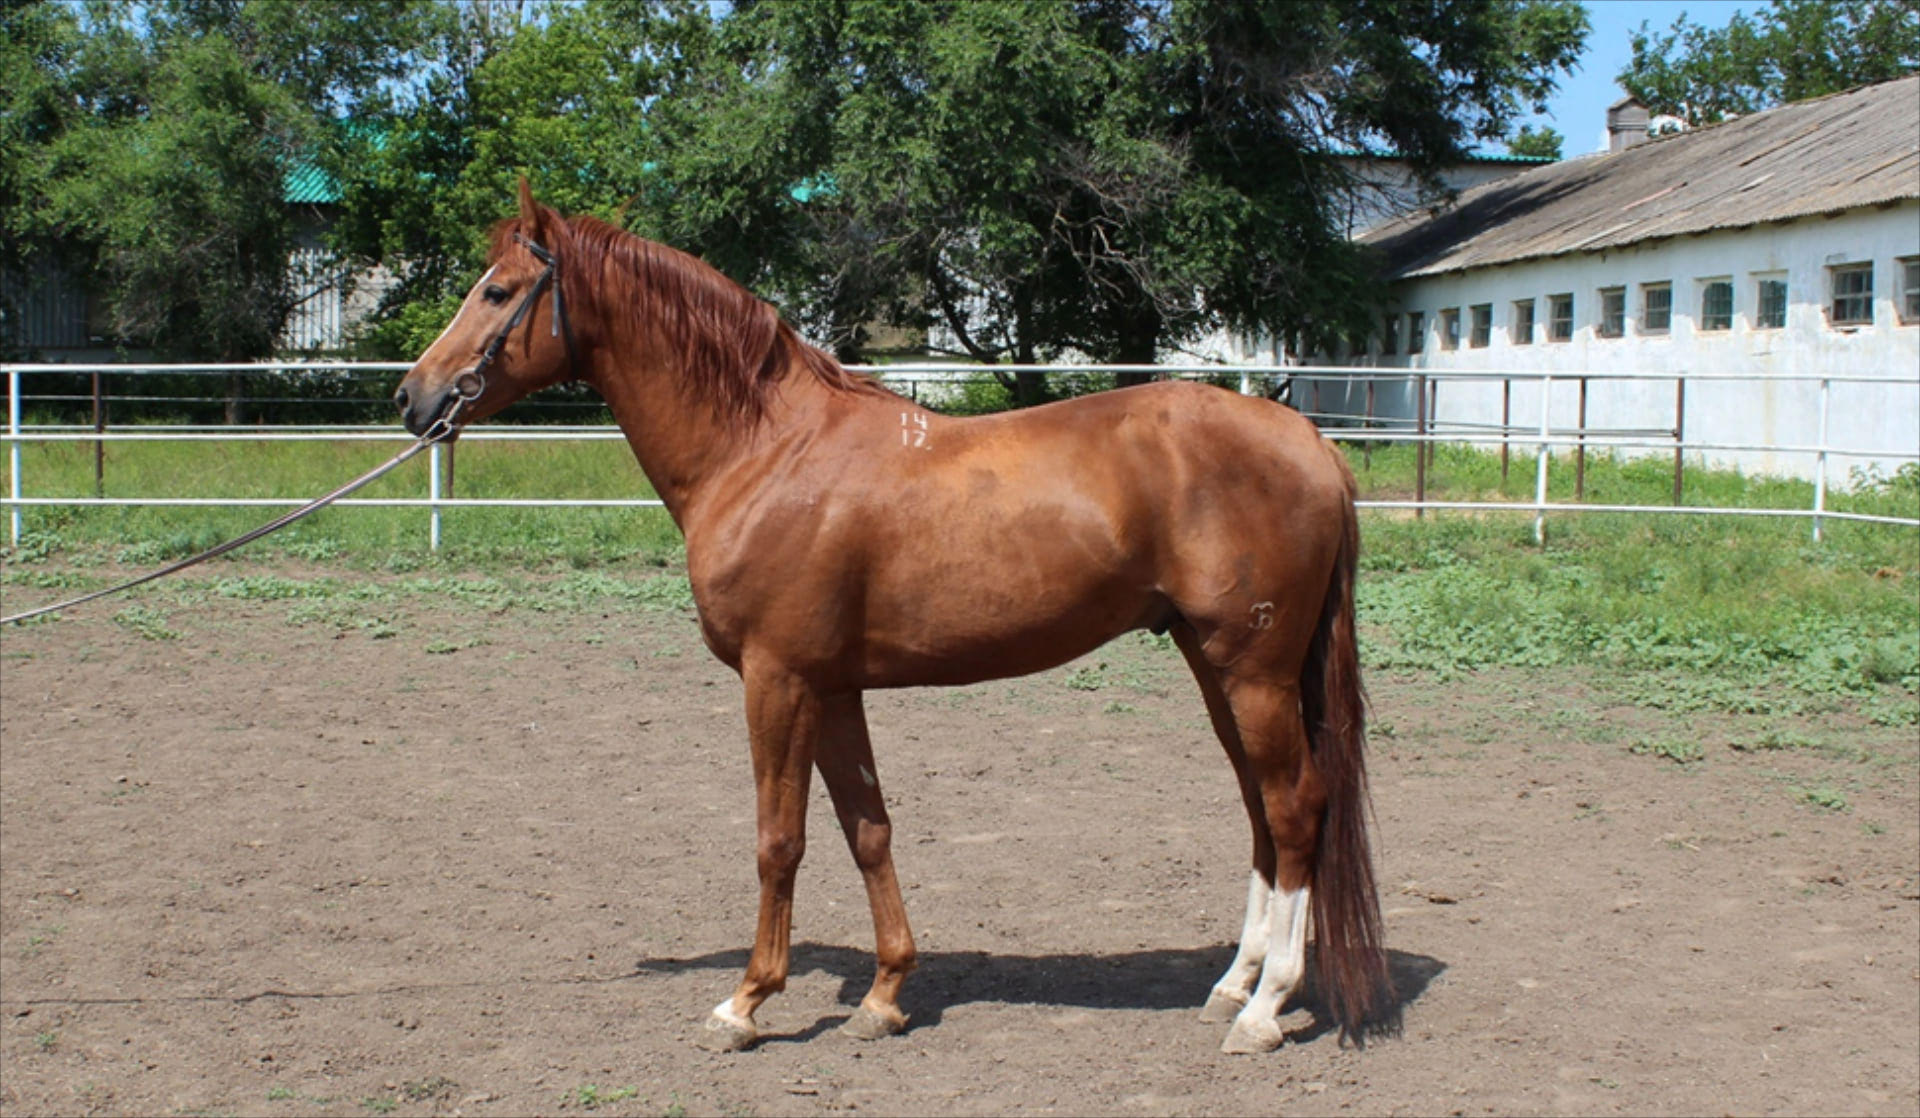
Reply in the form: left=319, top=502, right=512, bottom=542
left=4, top=361, right=1916, bottom=550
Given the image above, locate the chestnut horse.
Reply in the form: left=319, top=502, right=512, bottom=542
left=393, top=184, right=1393, bottom=1054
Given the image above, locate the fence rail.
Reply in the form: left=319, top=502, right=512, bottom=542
left=5, top=361, right=1916, bottom=550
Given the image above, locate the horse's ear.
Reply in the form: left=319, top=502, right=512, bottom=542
left=517, top=176, right=539, bottom=228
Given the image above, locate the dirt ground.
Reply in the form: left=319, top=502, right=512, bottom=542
left=2, top=567, right=1916, bottom=1118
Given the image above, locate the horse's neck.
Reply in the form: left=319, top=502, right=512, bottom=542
left=589, top=337, right=821, bottom=531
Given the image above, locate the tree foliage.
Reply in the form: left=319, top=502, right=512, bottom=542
left=649, top=0, right=1587, bottom=399
left=6, top=0, right=426, bottom=364
left=1621, top=0, right=1920, bottom=126
left=1507, top=124, right=1564, bottom=159
left=8, top=0, right=1590, bottom=392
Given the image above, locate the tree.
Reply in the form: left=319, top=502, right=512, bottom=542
left=331, top=0, right=703, bottom=358
left=14, top=1, right=424, bottom=385
left=1621, top=0, right=1920, bottom=126
left=0, top=2, right=85, bottom=357
left=650, top=0, right=1588, bottom=400
left=1508, top=124, right=1564, bottom=159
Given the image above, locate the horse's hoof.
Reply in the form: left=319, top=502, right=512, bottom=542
left=698, top=1008, right=757, bottom=1053
left=1220, top=1017, right=1285, bottom=1055
left=1199, top=989, right=1248, bottom=1023
left=840, top=1002, right=908, bottom=1041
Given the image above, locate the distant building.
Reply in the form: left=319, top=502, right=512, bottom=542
left=1303, top=76, right=1920, bottom=485
left=2, top=161, right=382, bottom=362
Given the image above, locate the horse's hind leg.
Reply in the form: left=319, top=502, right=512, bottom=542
left=1214, top=673, right=1325, bottom=1055
left=814, top=691, right=916, bottom=1039
left=1172, top=623, right=1277, bottom=1023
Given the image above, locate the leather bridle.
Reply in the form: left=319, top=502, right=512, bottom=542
left=441, top=231, right=582, bottom=432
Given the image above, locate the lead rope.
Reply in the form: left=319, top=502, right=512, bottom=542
left=0, top=398, right=468, bottom=627
left=2, top=230, right=567, bottom=627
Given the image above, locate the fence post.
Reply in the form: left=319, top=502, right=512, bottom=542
left=1812, top=376, right=1831, bottom=542
left=8, top=368, right=19, bottom=546
left=1426, top=378, right=1440, bottom=477
left=1414, top=372, right=1427, bottom=519
left=1534, top=374, right=1553, bottom=545
left=1363, top=379, right=1375, bottom=473
left=1575, top=376, right=1589, bottom=502
left=1500, top=376, right=1511, bottom=487
left=1673, top=377, right=1686, bottom=506
left=93, top=371, right=105, bottom=498
left=429, top=440, right=443, bottom=551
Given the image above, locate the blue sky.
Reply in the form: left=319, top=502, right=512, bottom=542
left=1525, top=1, right=1762, bottom=155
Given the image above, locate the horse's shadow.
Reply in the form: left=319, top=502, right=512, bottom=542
left=632, top=942, right=1446, bottom=1046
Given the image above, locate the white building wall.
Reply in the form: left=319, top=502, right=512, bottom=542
left=1316, top=202, right=1920, bottom=486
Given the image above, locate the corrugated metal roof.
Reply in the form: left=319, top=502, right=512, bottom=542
left=1361, top=76, right=1920, bottom=279
left=283, top=162, right=339, bottom=205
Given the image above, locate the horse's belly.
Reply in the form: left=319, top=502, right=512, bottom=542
left=853, top=569, right=1159, bottom=689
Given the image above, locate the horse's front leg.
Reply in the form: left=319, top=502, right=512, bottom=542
left=701, top=662, right=822, bottom=1052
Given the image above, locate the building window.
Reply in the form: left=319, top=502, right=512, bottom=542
left=1380, top=313, right=1399, bottom=355
left=1755, top=275, right=1787, bottom=329
left=1900, top=257, right=1920, bottom=325
left=1407, top=310, right=1425, bottom=354
left=1512, top=299, right=1535, bottom=345
left=1548, top=293, right=1573, bottom=341
left=1700, top=279, right=1733, bottom=331
left=1598, top=286, right=1626, bottom=338
left=1829, top=262, right=1873, bottom=326
left=1641, top=282, right=1672, bottom=334
left=1469, top=303, right=1491, bottom=348
left=1439, top=307, right=1460, bottom=350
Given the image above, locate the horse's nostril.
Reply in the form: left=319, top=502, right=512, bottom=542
left=393, top=386, right=411, bottom=413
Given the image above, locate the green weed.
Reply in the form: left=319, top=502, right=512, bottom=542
left=1629, top=738, right=1705, bottom=765
left=1796, top=784, right=1851, bottom=812
left=400, top=1077, right=458, bottom=1102
left=1064, top=664, right=1107, bottom=691
left=562, top=1084, right=640, bottom=1110
left=113, top=605, right=179, bottom=640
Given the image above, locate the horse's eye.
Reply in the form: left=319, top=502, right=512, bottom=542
left=483, top=284, right=509, bottom=305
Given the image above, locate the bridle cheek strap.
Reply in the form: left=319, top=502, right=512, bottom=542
left=511, top=232, right=582, bottom=383
left=445, top=233, right=581, bottom=436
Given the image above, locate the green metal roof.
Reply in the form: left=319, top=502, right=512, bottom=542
left=283, top=161, right=340, bottom=205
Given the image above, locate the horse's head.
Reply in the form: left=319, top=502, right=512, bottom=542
left=394, top=180, right=581, bottom=438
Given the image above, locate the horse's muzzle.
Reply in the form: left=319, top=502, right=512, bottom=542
left=395, top=379, right=459, bottom=438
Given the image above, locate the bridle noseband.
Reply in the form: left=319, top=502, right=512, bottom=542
left=429, top=231, right=581, bottom=442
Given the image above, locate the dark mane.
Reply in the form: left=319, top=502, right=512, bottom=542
left=488, top=213, right=885, bottom=426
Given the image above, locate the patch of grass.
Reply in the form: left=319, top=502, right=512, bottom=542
left=1351, top=459, right=1917, bottom=720
left=34, top=1031, right=57, bottom=1052
left=212, top=574, right=331, bottom=601
left=358, top=1096, right=397, bottom=1115
left=21, top=923, right=67, bottom=957
left=113, top=605, right=180, bottom=640
left=400, top=1077, right=457, bottom=1102
left=561, top=1084, right=640, bottom=1110
left=265, top=1087, right=298, bottom=1102
left=1795, top=783, right=1851, bottom=812
left=1629, top=737, right=1705, bottom=766
left=1064, top=663, right=1107, bottom=691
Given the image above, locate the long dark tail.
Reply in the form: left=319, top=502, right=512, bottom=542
left=1299, top=456, right=1397, bottom=1043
